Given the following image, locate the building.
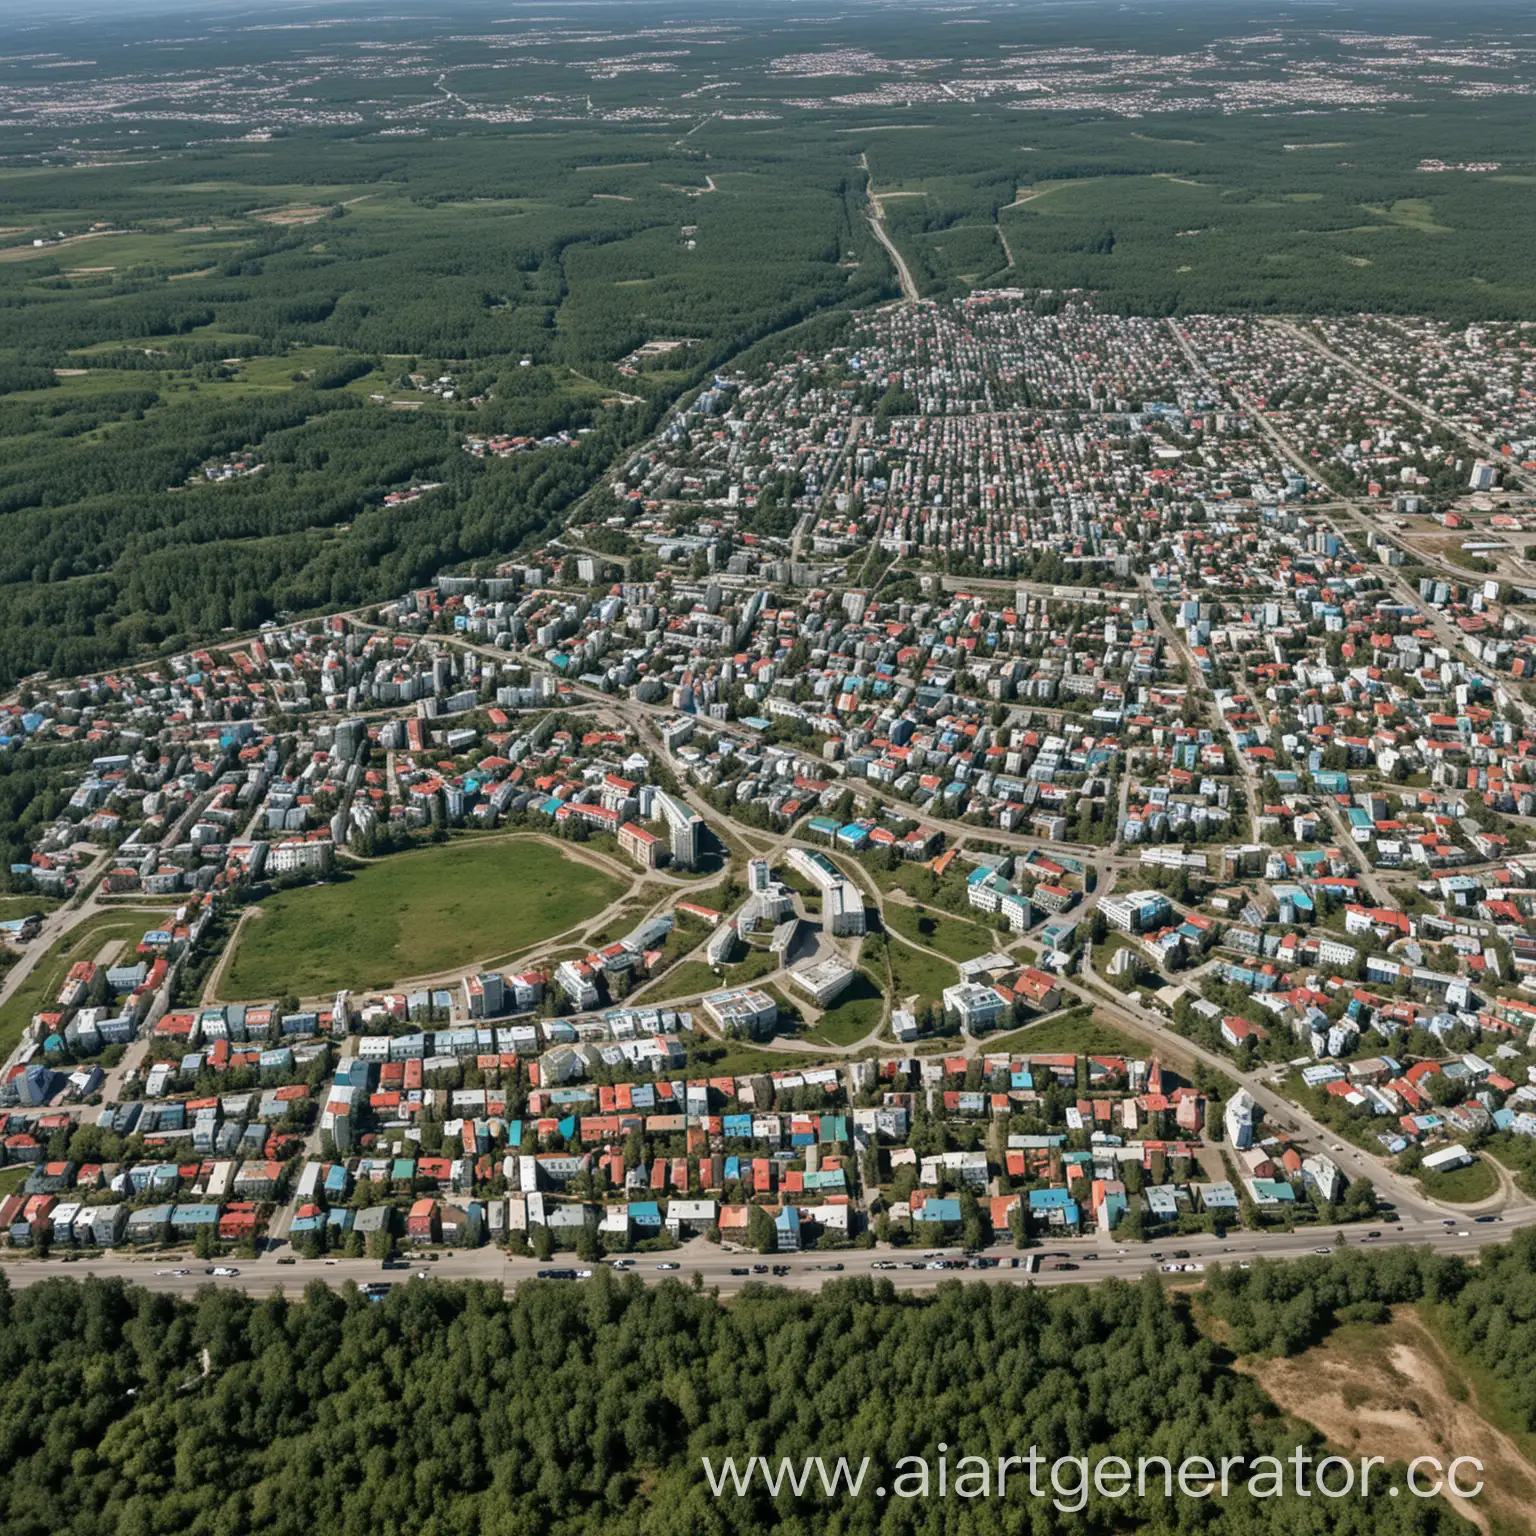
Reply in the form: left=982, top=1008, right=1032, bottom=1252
left=1224, top=1089, right=1257, bottom=1150
left=653, top=790, right=703, bottom=869
left=1422, top=1144, right=1474, bottom=1174
left=463, top=972, right=505, bottom=1019
left=1099, top=890, right=1172, bottom=934
left=942, top=982, right=1007, bottom=1034
left=786, top=846, right=865, bottom=937
left=701, top=987, right=778, bottom=1039
left=788, top=955, right=857, bottom=1009
left=266, top=838, right=334, bottom=877
left=618, top=821, right=663, bottom=870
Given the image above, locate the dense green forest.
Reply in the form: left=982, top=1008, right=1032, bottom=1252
left=0, top=1256, right=1511, bottom=1536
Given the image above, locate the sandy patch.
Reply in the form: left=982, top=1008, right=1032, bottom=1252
left=1241, top=1308, right=1536, bottom=1534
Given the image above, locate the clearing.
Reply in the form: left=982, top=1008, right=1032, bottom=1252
left=1242, top=1307, right=1536, bottom=1535
left=222, top=835, right=624, bottom=998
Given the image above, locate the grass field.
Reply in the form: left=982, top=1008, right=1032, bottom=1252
left=881, top=901, right=996, bottom=962
left=887, top=934, right=956, bottom=1013
left=0, top=895, right=58, bottom=922
left=805, top=969, right=886, bottom=1047
left=1417, top=1156, right=1499, bottom=1205
left=985, top=1010, right=1145, bottom=1059
left=0, top=910, right=171, bottom=1062
left=223, top=837, right=624, bottom=997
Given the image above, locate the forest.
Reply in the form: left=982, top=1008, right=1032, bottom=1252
left=0, top=1254, right=1504, bottom=1536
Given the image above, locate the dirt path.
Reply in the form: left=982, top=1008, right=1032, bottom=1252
left=1241, top=1307, right=1536, bottom=1534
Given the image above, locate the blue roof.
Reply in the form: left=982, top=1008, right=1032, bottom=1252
left=1028, top=1188, right=1075, bottom=1209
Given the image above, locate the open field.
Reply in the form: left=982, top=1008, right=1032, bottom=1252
left=222, top=837, right=624, bottom=998
left=881, top=901, right=996, bottom=962
left=804, top=969, right=886, bottom=1047
left=985, top=1010, right=1147, bottom=1059
left=887, top=935, right=956, bottom=1014
left=1417, top=1156, right=1500, bottom=1205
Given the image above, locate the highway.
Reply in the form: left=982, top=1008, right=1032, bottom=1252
left=1, top=1209, right=1520, bottom=1302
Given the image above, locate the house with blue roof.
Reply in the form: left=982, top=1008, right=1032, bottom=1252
left=774, top=1204, right=801, bottom=1251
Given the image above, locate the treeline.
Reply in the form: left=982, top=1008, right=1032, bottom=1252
left=0, top=1268, right=1478, bottom=1536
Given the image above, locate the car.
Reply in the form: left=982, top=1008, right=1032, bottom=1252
left=1443, top=1218, right=1458, bottom=1227
left=729, top=1267, right=750, bottom=1276
left=211, top=1266, right=239, bottom=1277
left=1237, top=1262, right=1252, bottom=1270
left=1009, top=1257, right=1021, bottom=1269
left=1161, top=1264, right=1181, bottom=1273
left=171, top=1268, right=190, bottom=1276
left=1172, top=1249, right=1191, bottom=1260
left=926, top=1261, right=947, bottom=1271
left=324, top=1258, right=338, bottom=1266
left=871, top=1260, right=897, bottom=1270
left=1313, top=1246, right=1332, bottom=1255
left=810, top=1262, right=843, bottom=1272
left=1458, top=1230, right=1470, bottom=1238
left=655, top=1262, right=680, bottom=1270
left=1364, top=1231, right=1382, bottom=1242
left=609, top=1259, right=635, bottom=1269
left=1054, top=1262, right=1079, bottom=1271
left=1474, top=1214, right=1500, bottom=1224
left=537, top=1268, right=577, bottom=1280
left=772, top=1265, right=790, bottom=1276
left=1081, top=1253, right=1101, bottom=1262
left=574, top=1269, right=593, bottom=1280
left=922, top=1251, right=945, bottom=1259
left=155, top=1269, right=176, bottom=1277
left=752, top=1264, right=768, bottom=1273
left=277, top=1256, right=297, bottom=1265
left=1149, top=1251, right=1164, bottom=1260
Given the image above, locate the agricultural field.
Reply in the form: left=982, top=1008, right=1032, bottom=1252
left=221, top=836, right=624, bottom=998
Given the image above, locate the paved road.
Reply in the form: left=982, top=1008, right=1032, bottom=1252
left=2, top=1210, right=1518, bottom=1301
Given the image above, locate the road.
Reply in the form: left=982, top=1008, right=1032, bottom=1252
left=2, top=1211, right=1518, bottom=1302
left=862, top=155, right=920, bottom=304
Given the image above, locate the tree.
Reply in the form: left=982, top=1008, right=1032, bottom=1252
left=747, top=1205, right=777, bottom=1254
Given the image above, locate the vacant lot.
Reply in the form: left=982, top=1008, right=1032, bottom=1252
left=882, top=901, right=996, bottom=961
left=1243, top=1308, right=1536, bottom=1535
left=1417, top=1155, right=1499, bottom=1205
left=888, top=934, right=955, bottom=1014
left=223, top=837, right=624, bottom=997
